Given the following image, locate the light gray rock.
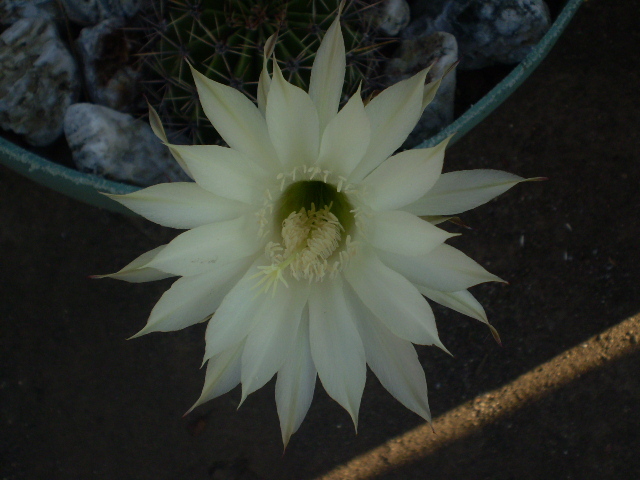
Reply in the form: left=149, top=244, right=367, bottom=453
left=408, top=0, right=449, bottom=20
left=1, top=1, right=48, bottom=25
left=77, top=17, right=141, bottom=111
left=58, top=0, right=143, bottom=26
left=369, top=0, right=411, bottom=36
left=404, top=0, right=551, bottom=69
left=64, top=103, right=190, bottom=186
left=1, top=1, right=75, bottom=33
left=0, top=13, right=80, bottom=146
left=386, top=32, right=458, bottom=145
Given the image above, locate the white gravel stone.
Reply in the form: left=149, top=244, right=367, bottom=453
left=64, top=103, right=190, bottom=186
left=369, top=0, right=411, bottom=36
left=404, top=0, right=551, bottom=69
left=77, top=17, right=141, bottom=111
left=58, top=0, right=143, bottom=26
left=0, top=13, right=80, bottom=146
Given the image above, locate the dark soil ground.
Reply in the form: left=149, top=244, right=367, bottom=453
left=2, top=0, right=639, bottom=479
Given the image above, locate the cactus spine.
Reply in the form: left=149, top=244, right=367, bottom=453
left=137, top=0, right=389, bottom=143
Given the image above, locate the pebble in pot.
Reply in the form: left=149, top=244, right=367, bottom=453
left=58, top=0, right=143, bottom=26
left=405, top=0, right=551, bottom=69
left=386, top=31, right=458, bottom=146
left=64, top=103, right=190, bottom=187
left=0, top=12, right=80, bottom=147
left=368, top=0, right=411, bottom=36
left=77, top=17, right=141, bottom=112
left=1, top=1, right=63, bottom=25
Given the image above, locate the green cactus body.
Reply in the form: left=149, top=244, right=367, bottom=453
left=139, top=0, right=388, bottom=143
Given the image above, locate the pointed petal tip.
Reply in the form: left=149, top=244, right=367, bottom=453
left=527, top=176, right=548, bottom=182
left=443, top=132, right=457, bottom=144
left=411, top=317, right=452, bottom=356
left=99, top=190, right=136, bottom=209
left=280, top=426, right=295, bottom=451
left=88, top=269, right=131, bottom=280
left=440, top=130, right=458, bottom=147
left=439, top=341, right=454, bottom=357
left=237, top=391, right=248, bottom=410
left=444, top=60, right=460, bottom=78
left=417, top=65, right=430, bottom=84
left=338, top=0, right=347, bottom=15
left=488, top=273, right=509, bottom=285
left=414, top=403, right=433, bottom=425
left=126, top=328, right=148, bottom=340
left=187, top=60, right=207, bottom=83
left=449, top=216, right=472, bottom=229
left=264, top=32, right=278, bottom=58
left=184, top=394, right=208, bottom=417
left=200, top=353, right=209, bottom=369
left=271, top=55, right=285, bottom=82
left=183, top=404, right=196, bottom=418
left=146, top=98, right=158, bottom=117
left=489, top=324, right=502, bottom=346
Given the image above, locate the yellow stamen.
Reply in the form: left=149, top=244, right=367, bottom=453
left=253, top=204, right=347, bottom=294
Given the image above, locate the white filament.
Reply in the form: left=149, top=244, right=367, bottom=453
left=253, top=204, right=357, bottom=295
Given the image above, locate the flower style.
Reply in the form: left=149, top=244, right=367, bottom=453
left=103, top=2, right=534, bottom=446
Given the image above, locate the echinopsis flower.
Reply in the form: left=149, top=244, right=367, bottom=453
left=102, top=2, right=535, bottom=446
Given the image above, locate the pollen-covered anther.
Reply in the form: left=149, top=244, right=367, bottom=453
left=282, top=204, right=343, bottom=280
left=257, top=203, right=349, bottom=290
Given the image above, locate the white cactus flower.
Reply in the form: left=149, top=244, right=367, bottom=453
left=102, top=1, right=534, bottom=446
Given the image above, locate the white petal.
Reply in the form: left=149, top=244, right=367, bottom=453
left=349, top=295, right=431, bottom=421
left=349, top=68, right=429, bottom=181
left=258, top=65, right=271, bottom=117
left=275, top=309, right=316, bottom=447
left=203, top=260, right=270, bottom=360
left=257, top=34, right=277, bottom=116
left=422, top=215, right=455, bottom=225
left=368, top=210, right=455, bottom=257
left=146, top=215, right=261, bottom=276
left=267, top=62, right=320, bottom=168
left=317, top=89, right=370, bottom=177
left=132, top=257, right=253, bottom=338
left=308, top=7, right=346, bottom=133
left=344, top=250, right=446, bottom=350
left=240, top=283, right=310, bottom=402
left=168, top=145, right=270, bottom=204
left=148, top=103, right=193, bottom=178
left=308, top=275, right=365, bottom=428
left=363, top=136, right=451, bottom=211
left=403, top=169, right=533, bottom=216
left=422, top=77, right=441, bottom=110
left=106, top=183, right=248, bottom=229
left=418, top=287, right=488, bottom=324
left=377, top=244, right=504, bottom=292
left=187, top=341, right=244, bottom=414
left=94, top=245, right=174, bottom=283
left=189, top=64, right=279, bottom=169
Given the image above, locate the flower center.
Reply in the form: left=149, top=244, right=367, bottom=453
left=274, top=180, right=354, bottom=233
left=253, top=180, right=357, bottom=294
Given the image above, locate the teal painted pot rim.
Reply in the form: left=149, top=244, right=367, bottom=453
left=0, top=0, right=583, bottom=216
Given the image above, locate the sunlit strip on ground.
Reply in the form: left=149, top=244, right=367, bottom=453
left=317, top=313, right=640, bottom=480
